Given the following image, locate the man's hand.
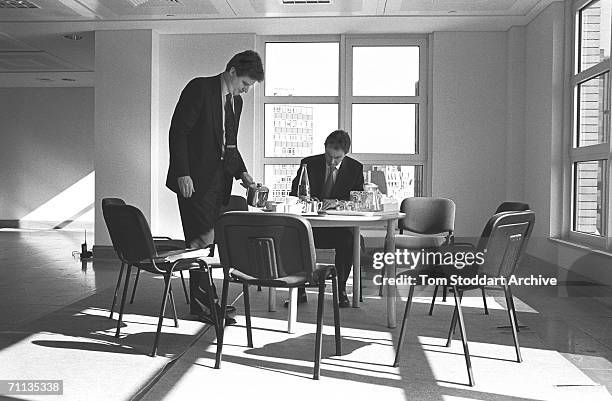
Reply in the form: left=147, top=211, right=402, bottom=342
left=241, top=172, right=255, bottom=189
left=322, top=199, right=338, bottom=210
left=177, top=176, right=195, bottom=198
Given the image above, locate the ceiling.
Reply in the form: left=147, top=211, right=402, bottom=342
left=0, top=0, right=561, bottom=87
left=0, top=0, right=558, bottom=20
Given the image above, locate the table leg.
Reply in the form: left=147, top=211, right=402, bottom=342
left=352, top=226, right=361, bottom=308
left=268, top=288, right=276, bottom=312
left=385, top=220, right=397, bottom=328
left=287, top=287, right=298, bottom=333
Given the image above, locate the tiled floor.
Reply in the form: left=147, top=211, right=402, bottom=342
left=2, top=229, right=612, bottom=398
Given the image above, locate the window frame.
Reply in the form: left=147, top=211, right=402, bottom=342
left=565, top=0, right=612, bottom=248
left=255, top=34, right=430, bottom=200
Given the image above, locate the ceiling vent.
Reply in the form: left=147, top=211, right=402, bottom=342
left=126, top=0, right=182, bottom=7
left=0, top=0, right=39, bottom=8
left=282, top=0, right=332, bottom=4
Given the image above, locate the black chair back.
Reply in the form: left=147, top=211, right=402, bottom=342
left=495, top=202, right=530, bottom=213
left=102, top=198, right=127, bottom=257
left=476, top=211, right=535, bottom=279
left=215, top=212, right=317, bottom=281
left=399, top=197, right=455, bottom=235
left=103, top=204, right=158, bottom=264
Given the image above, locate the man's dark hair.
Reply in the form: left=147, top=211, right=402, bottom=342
left=225, top=50, right=265, bottom=82
left=324, top=130, right=351, bottom=154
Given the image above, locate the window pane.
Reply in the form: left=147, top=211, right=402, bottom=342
left=363, top=165, right=423, bottom=199
left=264, top=164, right=300, bottom=202
left=351, top=104, right=417, bottom=154
left=575, top=72, right=610, bottom=147
left=265, top=42, right=339, bottom=96
left=265, top=104, right=338, bottom=157
left=353, top=46, right=419, bottom=96
left=579, top=0, right=611, bottom=71
left=573, top=161, right=605, bottom=235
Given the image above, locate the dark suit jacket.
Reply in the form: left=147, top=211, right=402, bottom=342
left=290, top=154, right=364, bottom=200
left=166, top=74, right=247, bottom=203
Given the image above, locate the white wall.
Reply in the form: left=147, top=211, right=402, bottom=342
left=155, top=33, right=256, bottom=239
left=94, top=30, right=157, bottom=246
left=431, top=31, right=509, bottom=237
left=523, top=2, right=566, bottom=262
left=0, top=87, right=94, bottom=228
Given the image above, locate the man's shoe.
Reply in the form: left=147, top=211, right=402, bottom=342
left=338, top=291, right=350, bottom=308
left=283, top=292, right=308, bottom=308
left=194, top=312, right=237, bottom=326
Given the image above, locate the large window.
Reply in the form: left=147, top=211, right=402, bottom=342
left=258, top=36, right=428, bottom=202
left=569, top=0, right=611, bottom=245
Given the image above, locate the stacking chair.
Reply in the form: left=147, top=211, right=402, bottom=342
left=428, top=201, right=530, bottom=316
left=102, top=198, right=189, bottom=320
left=393, top=210, right=535, bottom=386
left=213, top=212, right=341, bottom=380
left=378, top=197, right=455, bottom=297
left=103, top=203, right=215, bottom=357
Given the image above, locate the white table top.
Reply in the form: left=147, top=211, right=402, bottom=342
left=304, top=211, right=405, bottom=227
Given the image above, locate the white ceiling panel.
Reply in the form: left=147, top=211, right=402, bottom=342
left=0, top=0, right=87, bottom=20
left=0, top=51, right=81, bottom=71
left=0, top=32, right=38, bottom=51
left=385, top=0, right=546, bottom=15
left=230, top=0, right=381, bottom=16
left=92, top=0, right=227, bottom=17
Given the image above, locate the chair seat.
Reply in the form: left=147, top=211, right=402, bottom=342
left=229, top=263, right=335, bottom=287
left=153, top=239, right=186, bottom=252
left=395, top=233, right=447, bottom=249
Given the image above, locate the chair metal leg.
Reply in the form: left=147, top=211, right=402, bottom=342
left=115, top=264, right=132, bottom=338
left=243, top=283, right=253, bottom=348
left=452, top=285, right=474, bottom=387
left=151, top=273, right=172, bottom=357
left=168, top=284, right=179, bottom=328
left=215, top=276, right=230, bottom=369
left=109, top=262, right=125, bottom=319
left=331, top=271, right=341, bottom=356
left=378, top=264, right=385, bottom=297
left=359, top=266, right=363, bottom=302
left=393, top=285, right=415, bottom=367
left=504, top=284, right=522, bottom=362
left=446, top=290, right=463, bottom=347
left=481, top=286, right=489, bottom=315
left=428, top=285, right=439, bottom=315
left=507, top=285, right=520, bottom=332
left=179, top=271, right=190, bottom=304
left=313, top=281, right=326, bottom=380
left=129, top=267, right=141, bottom=304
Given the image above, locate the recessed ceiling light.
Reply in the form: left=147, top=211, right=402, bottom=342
left=62, top=78, right=76, bottom=82
left=63, top=33, right=83, bottom=41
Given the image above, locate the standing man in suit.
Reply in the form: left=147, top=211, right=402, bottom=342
left=290, top=130, right=364, bottom=307
left=166, top=50, right=264, bottom=324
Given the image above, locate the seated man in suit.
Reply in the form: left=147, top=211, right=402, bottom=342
left=289, top=130, right=364, bottom=307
